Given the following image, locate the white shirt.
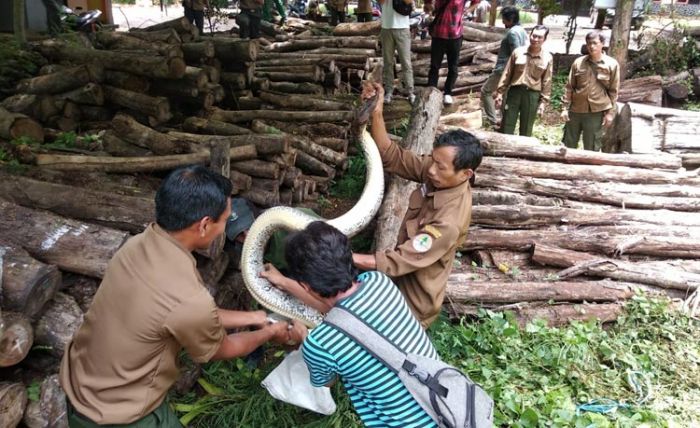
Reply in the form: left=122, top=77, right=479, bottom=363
left=381, top=0, right=410, bottom=29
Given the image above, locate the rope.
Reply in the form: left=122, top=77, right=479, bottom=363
left=576, top=370, right=652, bottom=421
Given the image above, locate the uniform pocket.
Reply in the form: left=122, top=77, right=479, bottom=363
left=529, top=64, right=546, bottom=81
left=596, top=67, right=611, bottom=88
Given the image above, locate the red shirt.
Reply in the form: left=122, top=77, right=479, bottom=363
left=428, top=0, right=468, bottom=39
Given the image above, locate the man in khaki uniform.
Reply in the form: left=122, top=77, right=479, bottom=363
left=60, top=166, right=305, bottom=427
left=183, top=0, right=209, bottom=34
left=353, top=82, right=484, bottom=328
left=356, top=0, right=373, bottom=22
left=328, top=0, right=349, bottom=25
left=495, top=25, right=553, bottom=137
left=561, top=30, right=620, bottom=151
left=237, top=0, right=265, bottom=39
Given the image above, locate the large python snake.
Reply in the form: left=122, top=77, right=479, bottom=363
left=240, top=97, right=385, bottom=327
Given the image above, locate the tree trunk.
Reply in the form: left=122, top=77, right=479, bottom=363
left=681, top=153, right=700, bottom=169
left=34, top=292, right=83, bottom=357
left=22, top=374, right=68, bottom=428
left=209, top=107, right=353, bottom=123
left=663, top=82, right=689, bottom=108
left=472, top=129, right=681, bottom=170
left=168, top=131, right=289, bottom=155
left=105, top=87, right=172, bottom=125
left=374, top=87, right=444, bottom=251
left=0, top=107, right=44, bottom=142
left=127, top=28, right=182, bottom=44
left=461, top=227, right=700, bottom=258
left=294, top=150, right=336, bottom=177
left=57, top=83, right=104, bottom=106
left=532, top=244, right=699, bottom=291
left=197, top=141, right=230, bottom=260
left=618, top=75, right=662, bottom=106
left=13, top=0, right=26, bottom=44
left=0, top=382, right=27, bottom=427
left=35, top=40, right=186, bottom=79
left=16, top=64, right=103, bottom=95
left=96, top=31, right=182, bottom=58
left=0, top=243, right=61, bottom=318
left=138, top=16, right=194, bottom=33
left=111, top=113, right=188, bottom=155
left=255, top=57, right=335, bottom=68
left=0, top=199, right=129, bottom=277
left=240, top=187, right=280, bottom=207
left=460, top=26, right=504, bottom=42
left=445, top=302, right=624, bottom=327
left=258, top=90, right=350, bottom=111
left=212, top=38, right=259, bottom=62
left=182, top=41, right=216, bottom=63
left=255, top=70, right=324, bottom=83
left=332, top=20, right=382, bottom=36
left=183, top=117, right=252, bottom=135
left=446, top=275, right=635, bottom=303
left=609, top=0, right=634, bottom=81
left=0, top=312, right=33, bottom=367
left=183, top=66, right=210, bottom=90
left=230, top=170, right=252, bottom=193
left=0, top=173, right=154, bottom=233
left=231, top=159, right=281, bottom=179
left=149, top=80, right=200, bottom=98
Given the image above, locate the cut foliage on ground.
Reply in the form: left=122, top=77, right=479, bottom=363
left=172, top=295, right=700, bottom=427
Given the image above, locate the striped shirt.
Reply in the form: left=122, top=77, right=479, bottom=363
left=302, top=271, right=438, bottom=428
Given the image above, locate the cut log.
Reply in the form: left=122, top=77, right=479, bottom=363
left=105, top=87, right=171, bottom=124
left=471, top=204, right=700, bottom=228
left=240, top=188, right=280, bottom=207
left=96, top=31, right=182, bottom=58
left=446, top=302, right=624, bottom=327
left=258, top=90, right=350, bottom=111
left=255, top=57, right=335, bottom=68
left=34, top=292, right=83, bottom=357
left=209, top=107, right=353, bottom=123
left=0, top=107, right=44, bottom=143
left=22, top=374, right=68, bottom=428
left=168, top=131, right=289, bottom=156
left=477, top=173, right=700, bottom=212
left=614, top=102, right=700, bottom=154
left=0, top=199, right=129, bottom=277
left=183, top=116, right=251, bottom=135
left=197, top=141, right=230, bottom=260
left=472, top=129, right=682, bottom=170
left=0, top=312, right=33, bottom=367
left=35, top=146, right=256, bottom=173
left=664, top=82, right=689, bottom=107
left=126, top=28, right=182, bottom=44
left=197, top=251, right=230, bottom=292
left=184, top=66, right=210, bottom=90
left=0, top=243, right=61, bottom=318
left=375, top=87, right=444, bottom=251
left=211, top=38, right=259, bottom=62
left=137, top=16, right=193, bottom=33
left=220, top=72, right=248, bottom=90
left=0, top=173, right=154, bottom=233
left=182, top=41, right=216, bottom=62
left=461, top=227, right=700, bottom=259
left=316, top=137, right=347, bottom=152
left=255, top=69, right=323, bottom=83
left=112, top=113, right=187, bottom=155
left=16, top=64, right=103, bottom=95
left=149, top=80, right=199, bottom=98
left=230, top=170, right=252, bottom=193
left=103, top=70, right=150, bottom=92
left=0, top=382, right=27, bottom=427
left=532, top=244, right=699, bottom=291
left=102, top=130, right=150, bottom=157
left=57, top=83, right=104, bottom=106
left=35, top=40, right=186, bottom=79
left=446, top=276, right=635, bottom=303
left=618, top=75, right=662, bottom=106
left=681, top=153, right=700, bottom=169
left=266, top=81, right=324, bottom=95
left=231, top=159, right=280, bottom=179
left=332, top=20, right=382, bottom=36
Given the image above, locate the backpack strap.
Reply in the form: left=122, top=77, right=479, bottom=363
left=324, top=307, right=448, bottom=398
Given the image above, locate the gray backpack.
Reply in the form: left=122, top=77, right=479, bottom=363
left=325, top=307, right=494, bottom=428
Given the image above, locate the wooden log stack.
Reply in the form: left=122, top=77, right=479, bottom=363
left=442, top=129, right=699, bottom=326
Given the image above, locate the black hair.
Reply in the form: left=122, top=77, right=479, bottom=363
left=586, top=30, right=606, bottom=44
left=155, top=165, right=232, bottom=232
left=284, top=222, right=358, bottom=298
left=531, top=24, right=549, bottom=39
left=500, top=6, right=520, bottom=25
left=433, top=129, right=484, bottom=185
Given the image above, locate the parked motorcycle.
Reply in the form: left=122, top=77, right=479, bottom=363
left=59, top=5, right=102, bottom=33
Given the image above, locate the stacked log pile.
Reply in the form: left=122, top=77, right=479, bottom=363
left=443, top=130, right=699, bottom=326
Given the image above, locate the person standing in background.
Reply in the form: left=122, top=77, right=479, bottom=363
left=480, top=6, right=527, bottom=128
left=380, top=0, right=416, bottom=104
left=183, top=0, right=209, bottom=34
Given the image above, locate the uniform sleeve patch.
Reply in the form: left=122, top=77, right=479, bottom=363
left=423, top=225, right=442, bottom=240
left=412, top=234, right=433, bottom=253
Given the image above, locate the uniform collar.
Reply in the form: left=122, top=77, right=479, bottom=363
left=426, top=179, right=471, bottom=209
left=149, top=223, right=198, bottom=265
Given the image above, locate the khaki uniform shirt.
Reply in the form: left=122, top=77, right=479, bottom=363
left=357, top=0, right=372, bottom=13
left=374, top=141, right=473, bottom=327
left=497, top=46, right=554, bottom=104
left=240, top=0, right=263, bottom=11
left=59, top=224, right=225, bottom=424
left=563, top=54, right=620, bottom=113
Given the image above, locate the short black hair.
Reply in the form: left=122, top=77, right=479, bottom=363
left=433, top=129, right=484, bottom=182
left=284, top=222, right=358, bottom=298
left=586, top=30, right=606, bottom=44
left=500, top=6, right=520, bottom=24
left=532, top=24, right=549, bottom=38
left=155, top=165, right=232, bottom=232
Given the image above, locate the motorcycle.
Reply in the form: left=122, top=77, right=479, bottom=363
left=288, top=0, right=308, bottom=18
left=59, top=5, right=102, bottom=33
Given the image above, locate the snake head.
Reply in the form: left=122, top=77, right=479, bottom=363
left=354, top=95, right=378, bottom=127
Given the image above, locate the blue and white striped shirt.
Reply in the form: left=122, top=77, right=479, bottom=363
left=302, top=271, right=439, bottom=428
